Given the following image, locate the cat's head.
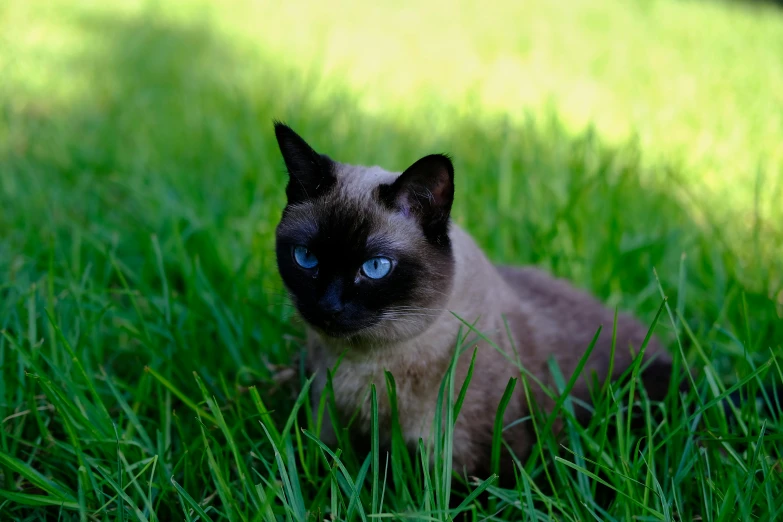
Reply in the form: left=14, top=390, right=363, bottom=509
left=273, top=122, right=455, bottom=343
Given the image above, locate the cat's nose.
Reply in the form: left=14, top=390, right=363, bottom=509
left=318, top=282, right=344, bottom=318
left=320, top=300, right=344, bottom=318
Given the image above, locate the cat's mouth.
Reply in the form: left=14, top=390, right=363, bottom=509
left=324, top=319, right=380, bottom=338
left=301, top=312, right=379, bottom=339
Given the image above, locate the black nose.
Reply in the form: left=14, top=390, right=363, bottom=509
left=318, top=281, right=344, bottom=318
left=320, top=300, right=344, bottom=318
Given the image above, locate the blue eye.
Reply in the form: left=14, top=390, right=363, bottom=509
left=361, top=257, right=392, bottom=279
left=293, top=246, right=318, bottom=269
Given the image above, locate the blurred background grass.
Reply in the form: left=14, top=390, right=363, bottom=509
left=2, top=0, right=781, bottom=346
left=1, top=0, right=783, bottom=518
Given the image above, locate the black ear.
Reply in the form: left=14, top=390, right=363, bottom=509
left=273, top=121, right=336, bottom=203
left=378, top=154, right=455, bottom=245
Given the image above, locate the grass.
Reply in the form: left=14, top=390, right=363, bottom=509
left=1, top=0, right=782, bottom=519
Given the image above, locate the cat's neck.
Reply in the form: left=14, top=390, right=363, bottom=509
left=445, top=222, right=522, bottom=325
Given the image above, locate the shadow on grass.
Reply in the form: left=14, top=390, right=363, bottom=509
left=0, top=5, right=781, bottom=519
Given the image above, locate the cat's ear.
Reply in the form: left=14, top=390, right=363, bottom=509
left=273, top=121, right=336, bottom=204
left=379, top=154, right=455, bottom=243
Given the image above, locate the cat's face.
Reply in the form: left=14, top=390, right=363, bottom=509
left=273, top=122, right=455, bottom=343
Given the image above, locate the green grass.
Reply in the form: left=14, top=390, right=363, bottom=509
left=1, top=0, right=783, bottom=519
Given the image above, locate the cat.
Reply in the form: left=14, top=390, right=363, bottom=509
left=272, top=121, right=674, bottom=478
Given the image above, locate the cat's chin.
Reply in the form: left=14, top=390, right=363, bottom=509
left=309, top=320, right=422, bottom=345
left=314, top=325, right=364, bottom=340
left=295, top=307, right=437, bottom=345
left=311, top=326, right=382, bottom=345
left=304, top=318, right=382, bottom=342
left=311, top=320, right=433, bottom=347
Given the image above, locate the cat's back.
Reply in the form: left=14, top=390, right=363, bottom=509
left=495, top=264, right=672, bottom=402
left=496, top=265, right=621, bottom=321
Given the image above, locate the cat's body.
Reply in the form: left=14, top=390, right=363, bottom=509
left=307, top=223, right=671, bottom=475
left=273, top=122, right=672, bottom=477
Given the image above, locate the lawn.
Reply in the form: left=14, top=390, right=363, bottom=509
left=1, top=0, right=782, bottom=520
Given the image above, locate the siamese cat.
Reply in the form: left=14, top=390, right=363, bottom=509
left=272, top=121, right=673, bottom=478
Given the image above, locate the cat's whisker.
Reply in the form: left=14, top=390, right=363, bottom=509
left=382, top=307, right=440, bottom=314
left=383, top=310, right=442, bottom=317
left=385, top=305, right=447, bottom=312
left=382, top=311, right=441, bottom=319
left=386, top=317, right=438, bottom=325
left=382, top=307, right=444, bottom=315
left=390, top=315, right=417, bottom=322
left=382, top=316, right=437, bottom=324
